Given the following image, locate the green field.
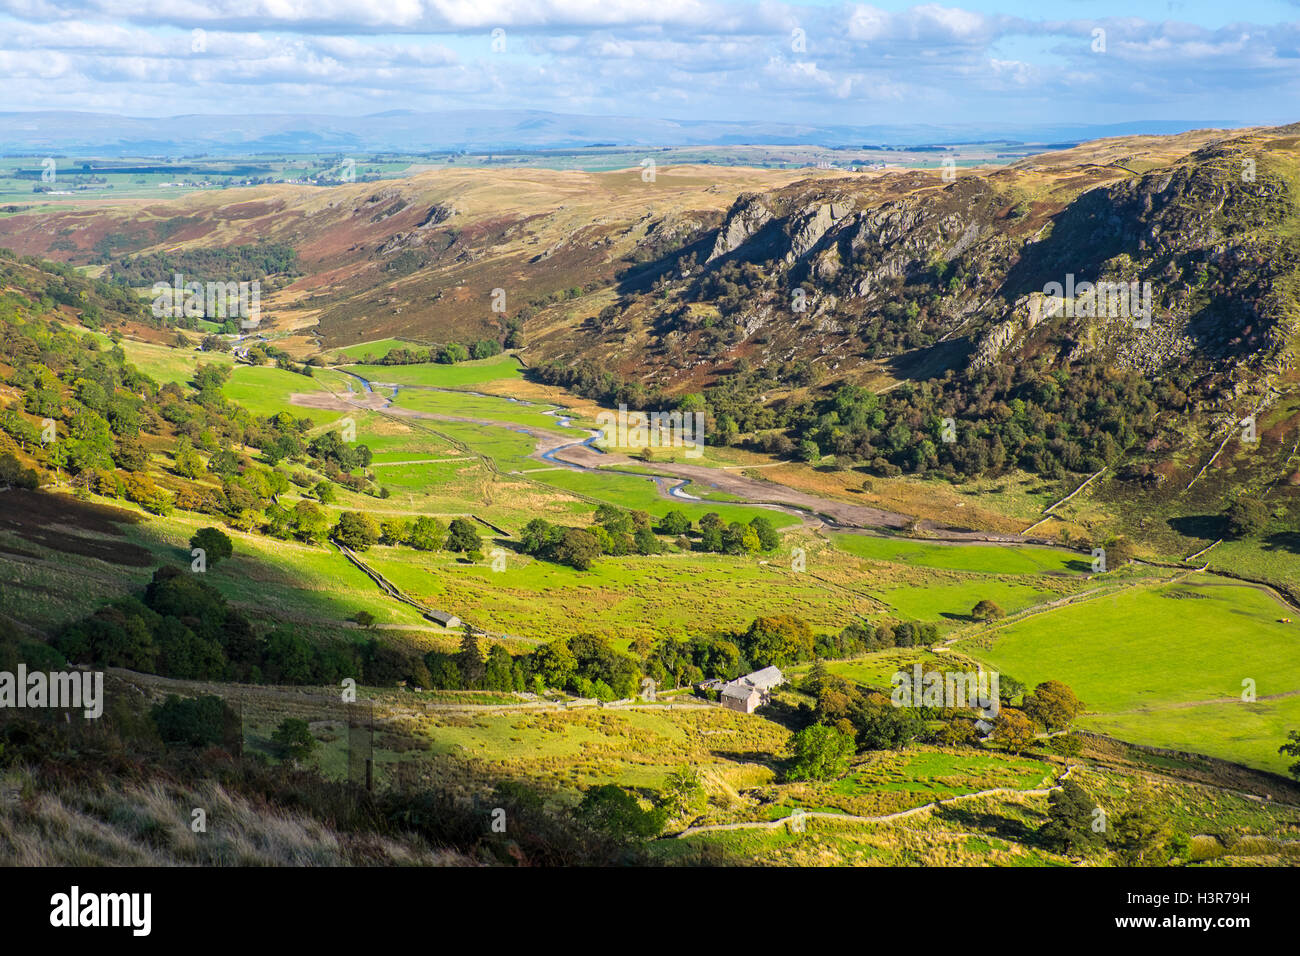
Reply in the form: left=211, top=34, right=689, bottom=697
left=958, top=577, right=1300, bottom=772
left=223, top=365, right=351, bottom=418
left=876, top=579, right=1059, bottom=626
left=330, top=338, right=422, bottom=361
left=786, top=749, right=1056, bottom=815
left=389, top=387, right=589, bottom=435
left=832, top=533, right=1088, bottom=574
left=1084, top=695, right=1300, bottom=777
left=343, top=354, right=523, bottom=389
left=1208, top=537, right=1300, bottom=600
left=788, top=649, right=955, bottom=690
left=64, top=326, right=235, bottom=387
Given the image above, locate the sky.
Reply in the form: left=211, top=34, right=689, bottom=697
left=0, top=0, right=1296, bottom=128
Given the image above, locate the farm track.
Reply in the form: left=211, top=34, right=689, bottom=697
left=672, top=764, right=1078, bottom=838
left=106, top=666, right=709, bottom=717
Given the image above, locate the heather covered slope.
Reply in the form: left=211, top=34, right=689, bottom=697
left=0, top=164, right=809, bottom=351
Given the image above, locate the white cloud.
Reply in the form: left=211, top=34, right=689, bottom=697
left=0, top=3, right=1292, bottom=125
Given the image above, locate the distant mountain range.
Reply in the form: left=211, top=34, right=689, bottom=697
left=0, top=109, right=1239, bottom=156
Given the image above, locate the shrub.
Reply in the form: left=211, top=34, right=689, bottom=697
left=786, top=724, right=855, bottom=781
left=189, top=527, right=233, bottom=566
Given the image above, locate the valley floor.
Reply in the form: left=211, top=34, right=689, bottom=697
left=7, top=338, right=1300, bottom=864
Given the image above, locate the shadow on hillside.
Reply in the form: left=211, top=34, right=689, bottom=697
left=0, top=485, right=418, bottom=648
left=708, top=750, right=782, bottom=776
left=998, top=186, right=1136, bottom=300
left=932, top=803, right=1044, bottom=849
left=756, top=698, right=814, bottom=731
left=1263, top=531, right=1300, bottom=554
left=883, top=338, right=971, bottom=383
left=1184, top=295, right=1273, bottom=359
left=0, top=488, right=151, bottom=566
left=1166, top=513, right=1230, bottom=541
left=613, top=231, right=721, bottom=296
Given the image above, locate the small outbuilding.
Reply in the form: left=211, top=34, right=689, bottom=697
left=425, top=610, right=462, bottom=629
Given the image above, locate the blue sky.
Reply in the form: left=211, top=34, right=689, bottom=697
left=0, top=1, right=1295, bottom=127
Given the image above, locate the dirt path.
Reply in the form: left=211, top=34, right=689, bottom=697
left=574, top=454, right=915, bottom=530
left=673, top=764, right=1078, bottom=838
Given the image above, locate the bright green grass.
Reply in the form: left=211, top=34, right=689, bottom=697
left=369, top=460, right=479, bottom=490
left=959, top=577, right=1300, bottom=771
left=316, top=407, right=462, bottom=460
left=788, top=649, right=963, bottom=691
left=223, top=366, right=351, bottom=418
left=344, top=354, right=522, bottom=388
left=1081, top=694, right=1300, bottom=776
left=877, top=580, right=1058, bottom=627
left=389, top=388, right=588, bottom=435
left=330, top=338, right=419, bottom=361
left=963, top=579, right=1300, bottom=711
left=815, top=750, right=1054, bottom=806
left=1208, top=538, right=1300, bottom=599
left=367, top=445, right=471, bottom=463
left=431, top=420, right=540, bottom=472
left=832, top=533, right=1088, bottom=574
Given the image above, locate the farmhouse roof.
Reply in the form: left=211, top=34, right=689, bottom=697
left=740, top=666, right=785, bottom=690
left=721, top=666, right=785, bottom=698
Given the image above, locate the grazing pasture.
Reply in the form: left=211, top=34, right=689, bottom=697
left=832, top=533, right=1087, bottom=574
left=364, top=546, right=873, bottom=646
left=957, top=577, right=1300, bottom=772
left=343, top=353, right=523, bottom=388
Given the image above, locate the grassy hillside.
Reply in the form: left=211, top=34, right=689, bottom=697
left=6, top=130, right=1300, bottom=867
